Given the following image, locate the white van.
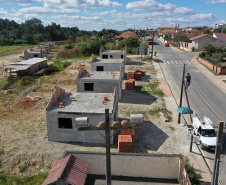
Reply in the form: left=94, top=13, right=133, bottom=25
left=190, top=116, right=217, bottom=150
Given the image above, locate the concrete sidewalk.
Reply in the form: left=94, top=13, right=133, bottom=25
left=190, top=58, right=226, bottom=94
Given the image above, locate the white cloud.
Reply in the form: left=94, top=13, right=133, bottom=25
left=206, top=0, right=226, bottom=3
left=0, top=0, right=41, bottom=3
left=189, top=13, right=218, bottom=23
left=0, top=8, right=8, bottom=16
left=23, top=13, right=39, bottom=18
left=18, top=3, right=31, bottom=6
left=84, top=9, right=117, bottom=16
left=126, top=0, right=176, bottom=12
left=174, top=7, right=195, bottom=15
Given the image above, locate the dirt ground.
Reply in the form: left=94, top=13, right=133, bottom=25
left=0, top=55, right=190, bottom=176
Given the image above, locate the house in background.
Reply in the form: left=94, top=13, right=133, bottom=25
left=46, top=86, right=118, bottom=144
left=99, top=46, right=127, bottom=64
left=213, top=33, right=226, bottom=41
left=42, top=154, right=90, bottom=185
left=3, top=58, right=47, bottom=76
left=23, top=47, right=47, bottom=60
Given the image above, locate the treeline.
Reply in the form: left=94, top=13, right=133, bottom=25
left=0, top=18, right=91, bottom=45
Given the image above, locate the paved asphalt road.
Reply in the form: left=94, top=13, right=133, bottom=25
left=151, top=38, right=226, bottom=184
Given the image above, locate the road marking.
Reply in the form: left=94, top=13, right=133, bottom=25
left=167, top=61, right=170, bottom=64
left=175, top=65, right=223, bottom=121
left=175, top=61, right=178, bottom=64
left=186, top=61, right=191, bottom=65
left=179, top=61, right=182, bottom=64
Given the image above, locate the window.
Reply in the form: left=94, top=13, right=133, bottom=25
left=110, top=55, right=113, bottom=58
left=58, top=118, right=72, bottom=129
left=84, top=83, right=94, bottom=91
left=34, top=54, right=38, bottom=57
left=102, top=54, right=108, bottom=59
left=96, top=66, right=104, bottom=71
left=121, top=55, right=123, bottom=59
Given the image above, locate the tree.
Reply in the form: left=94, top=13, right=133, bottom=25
left=222, top=28, right=226, bottom=34
left=205, top=44, right=216, bottom=57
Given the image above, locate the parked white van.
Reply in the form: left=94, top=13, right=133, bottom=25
left=190, top=116, right=217, bottom=150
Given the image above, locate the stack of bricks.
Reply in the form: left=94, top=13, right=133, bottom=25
left=137, top=70, right=146, bottom=76
left=120, top=129, right=135, bottom=146
left=118, top=135, right=133, bottom=153
left=125, top=80, right=134, bottom=90
left=134, top=71, right=142, bottom=80
left=127, top=72, right=135, bottom=80
left=128, top=79, right=135, bottom=88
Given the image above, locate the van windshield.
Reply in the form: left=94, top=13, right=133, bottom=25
left=201, top=129, right=216, bottom=137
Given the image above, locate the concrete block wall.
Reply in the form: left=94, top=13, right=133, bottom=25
left=46, top=86, right=65, bottom=110
left=46, top=111, right=114, bottom=143
left=63, top=152, right=181, bottom=180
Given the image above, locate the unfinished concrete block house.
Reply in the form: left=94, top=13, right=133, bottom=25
left=99, top=46, right=127, bottom=64
left=23, top=47, right=47, bottom=60
left=46, top=86, right=118, bottom=144
left=90, top=54, right=125, bottom=79
left=76, top=66, right=123, bottom=100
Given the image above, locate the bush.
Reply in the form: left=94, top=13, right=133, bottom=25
left=221, top=52, right=226, bottom=62
left=58, top=47, right=82, bottom=58
left=183, top=157, right=202, bottom=185
left=105, top=43, right=118, bottom=50
left=14, top=40, right=28, bottom=45
left=117, top=41, right=125, bottom=50
left=21, top=76, right=35, bottom=86
left=52, top=60, right=71, bottom=71
left=141, top=42, right=149, bottom=48
left=205, top=44, right=216, bottom=57
left=64, top=43, right=74, bottom=50
left=199, top=52, right=206, bottom=58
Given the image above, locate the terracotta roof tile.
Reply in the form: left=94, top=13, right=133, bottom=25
left=214, top=33, right=226, bottom=40
left=189, top=34, right=217, bottom=40
left=42, top=155, right=90, bottom=185
left=114, top=31, right=139, bottom=39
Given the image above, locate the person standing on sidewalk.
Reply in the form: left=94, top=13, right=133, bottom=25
left=185, top=73, right=191, bottom=89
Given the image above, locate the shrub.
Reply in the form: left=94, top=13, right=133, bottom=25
left=183, top=157, right=202, bottom=185
left=64, top=43, right=74, bottom=50
left=52, top=60, right=71, bottom=71
left=21, top=76, right=35, bottom=86
left=199, top=52, right=206, bottom=58
left=141, top=42, right=149, bottom=48
left=105, top=43, right=118, bottom=50
left=205, top=44, right=216, bottom=57
left=117, top=41, right=125, bottom=50
left=58, top=47, right=82, bottom=58
left=14, top=40, right=28, bottom=45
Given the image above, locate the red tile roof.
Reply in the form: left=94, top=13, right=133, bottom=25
left=42, top=155, right=90, bottom=185
left=214, top=33, right=226, bottom=40
left=190, top=34, right=216, bottom=40
left=114, top=31, right=139, bottom=39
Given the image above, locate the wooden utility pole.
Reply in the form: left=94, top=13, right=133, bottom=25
left=105, top=108, right=111, bottom=185
left=190, top=134, right=193, bottom=152
left=212, top=121, right=224, bottom=185
left=178, top=64, right=186, bottom=123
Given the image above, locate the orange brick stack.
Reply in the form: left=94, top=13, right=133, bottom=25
left=118, top=135, right=133, bottom=153
left=120, top=129, right=135, bottom=146
left=125, top=80, right=134, bottom=90
left=134, top=71, right=142, bottom=80
left=135, top=70, right=146, bottom=76
left=127, top=72, right=135, bottom=80
left=128, top=79, right=135, bottom=88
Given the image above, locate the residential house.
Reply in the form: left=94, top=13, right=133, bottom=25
left=213, top=33, right=226, bottom=41
left=46, top=86, right=118, bottom=144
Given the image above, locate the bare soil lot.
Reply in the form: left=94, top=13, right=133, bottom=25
left=0, top=55, right=190, bottom=176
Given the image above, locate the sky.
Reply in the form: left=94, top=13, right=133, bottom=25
left=0, top=0, right=226, bottom=31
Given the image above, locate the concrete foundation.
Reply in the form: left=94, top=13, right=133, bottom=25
left=46, top=87, right=118, bottom=144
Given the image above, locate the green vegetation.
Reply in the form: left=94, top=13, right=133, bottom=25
left=183, top=157, right=202, bottom=185
left=0, top=45, right=30, bottom=57
left=149, top=106, right=172, bottom=122
left=18, top=165, right=27, bottom=173
left=0, top=171, right=48, bottom=185
left=223, top=80, right=226, bottom=83
left=52, top=60, right=71, bottom=71
left=144, top=81, right=164, bottom=97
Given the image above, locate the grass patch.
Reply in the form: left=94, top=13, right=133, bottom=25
left=149, top=105, right=172, bottom=122
left=141, top=81, right=164, bottom=97
left=52, top=60, right=71, bottom=71
left=0, top=171, right=48, bottom=185
left=223, top=80, right=226, bottom=83
left=0, top=45, right=31, bottom=57
left=18, top=165, right=27, bottom=173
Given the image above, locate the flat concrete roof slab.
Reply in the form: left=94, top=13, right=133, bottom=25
left=48, top=92, right=115, bottom=113
left=80, top=71, right=120, bottom=80
left=93, top=58, right=124, bottom=64
left=95, top=181, right=178, bottom=185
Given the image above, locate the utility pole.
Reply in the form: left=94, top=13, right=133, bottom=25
left=105, top=108, right=111, bottom=185
left=178, top=64, right=186, bottom=123
left=212, top=121, right=224, bottom=185
left=151, top=32, right=154, bottom=59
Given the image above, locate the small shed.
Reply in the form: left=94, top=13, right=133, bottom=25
left=3, top=58, right=47, bottom=76
left=42, top=154, right=90, bottom=185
